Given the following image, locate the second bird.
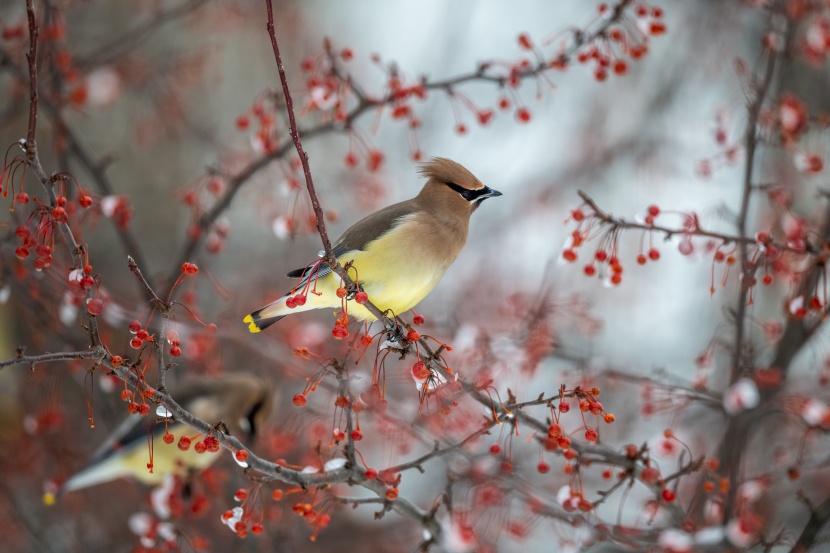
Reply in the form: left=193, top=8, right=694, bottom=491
left=244, top=157, right=501, bottom=332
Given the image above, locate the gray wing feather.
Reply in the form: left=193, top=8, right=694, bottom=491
left=285, top=199, right=419, bottom=284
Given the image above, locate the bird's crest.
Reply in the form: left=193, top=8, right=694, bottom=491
left=418, top=157, right=483, bottom=190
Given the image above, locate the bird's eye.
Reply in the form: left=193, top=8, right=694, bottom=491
left=445, top=182, right=488, bottom=202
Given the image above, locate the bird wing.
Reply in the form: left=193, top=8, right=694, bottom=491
left=83, top=412, right=151, bottom=468
left=285, top=199, right=420, bottom=283
left=82, top=384, right=212, bottom=468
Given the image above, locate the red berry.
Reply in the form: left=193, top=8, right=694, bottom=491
left=344, top=152, right=359, bottom=167
left=336, top=287, right=347, bottom=298
left=15, top=246, right=29, bottom=259
left=642, top=466, right=660, bottom=485
left=537, top=462, right=550, bottom=474
left=79, top=195, right=92, bottom=208
left=194, top=441, right=207, bottom=454
left=477, top=110, right=494, bottom=125
left=181, top=262, right=198, bottom=275
left=251, top=523, right=263, bottom=535
left=178, top=436, right=192, bottom=451
left=15, top=226, right=30, bottom=240
left=292, top=393, right=307, bottom=407
left=637, top=254, right=647, bottom=265
left=204, top=435, right=220, bottom=453
left=413, top=314, right=425, bottom=325
left=15, top=191, right=29, bottom=204
left=51, top=206, right=67, bottom=223
left=170, top=345, right=182, bottom=357
left=489, top=443, right=501, bottom=455
left=585, top=428, right=598, bottom=442
left=661, top=488, right=675, bottom=502
left=515, top=107, right=531, bottom=123
left=365, top=468, right=378, bottom=480
left=648, top=248, right=660, bottom=261
left=354, top=291, right=368, bottom=304
left=350, top=429, right=363, bottom=441
left=406, top=329, right=420, bottom=342
left=411, top=360, right=430, bottom=380
left=562, top=248, right=578, bottom=262
left=163, top=432, right=174, bottom=444
left=293, top=294, right=306, bottom=306
left=86, top=298, right=104, bottom=316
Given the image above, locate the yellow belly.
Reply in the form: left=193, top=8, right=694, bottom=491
left=311, top=217, right=461, bottom=321
left=120, top=423, right=219, bottom=485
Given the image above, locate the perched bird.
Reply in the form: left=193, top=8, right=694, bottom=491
left=57, top=373, right=274, bottom=495
left=244, top=157, right=501, bottom=331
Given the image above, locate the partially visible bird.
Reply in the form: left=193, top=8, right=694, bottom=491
left=244, top=157, right=501, bottom=331
left=57, top=372, right=274, bottom=496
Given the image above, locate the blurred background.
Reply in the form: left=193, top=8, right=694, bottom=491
left=1, top=0, right=821, bottom=552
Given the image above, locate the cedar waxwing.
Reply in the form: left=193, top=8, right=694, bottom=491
left=244, top=157, right=501, bottom=331
left=57, top=373, right=274, bottom=495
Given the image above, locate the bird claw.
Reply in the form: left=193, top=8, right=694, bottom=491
left=383, top=320, right=404, bottom=343
left=345, top=282, right=364, bottom=301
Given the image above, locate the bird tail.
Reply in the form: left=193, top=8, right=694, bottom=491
left=58, top=458, right=130, bottom=497
left=244, top=293, right=320, bottom=332
left=243, top=305, right=285, bottom=333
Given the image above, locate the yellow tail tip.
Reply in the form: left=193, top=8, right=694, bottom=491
left=43, top=492, right=56, bottom=506
left=243, top=314, right=261, bottom=333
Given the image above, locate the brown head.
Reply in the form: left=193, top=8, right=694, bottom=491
left=415, top=158, right=501, bottom=223
left=184, top=372, right=275, bottom=442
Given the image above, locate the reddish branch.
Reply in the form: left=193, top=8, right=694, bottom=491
left=577, top=190, right=809, bottom=255
left=732, top=18, right=786, bottom=387
left=24, top=0, right=38, bottom=152
left=264, top=1, right=334, bottom=262
left=0, top=348, right=102, bottom=370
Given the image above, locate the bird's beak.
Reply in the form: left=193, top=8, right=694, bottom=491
left=476, top=186, right=502, bottom=204
left=482, top=186, right=502, bottom=199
